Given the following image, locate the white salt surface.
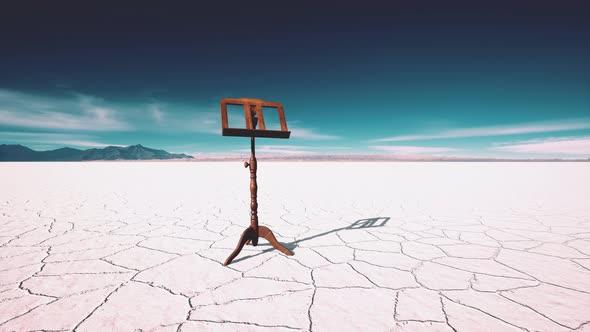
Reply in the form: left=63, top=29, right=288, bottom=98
left=1, top=162, right=589, bottom=331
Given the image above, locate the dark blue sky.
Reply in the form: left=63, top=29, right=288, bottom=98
left=1, top=1, right=589, bottom=158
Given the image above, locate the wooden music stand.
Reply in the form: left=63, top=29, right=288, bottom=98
left=220, top=98, right=294, bottom=266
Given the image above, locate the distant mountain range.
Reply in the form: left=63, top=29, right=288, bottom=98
left=0, top=144, right=194, bottom=161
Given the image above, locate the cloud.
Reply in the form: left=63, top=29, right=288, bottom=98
left=0, top=131, right=124, bottom=148
left=370, top=145, right=459, bottom=154
left=0, top=132, right=77, bottom=139
left=149, top=104, right=220, bottom=134
left=290, top=127, right=341, bottom=140
left=235, top=144, right=319, bottom=155
left=51, top=141, right=126, bottom=148
left=371, top=119, right=590, bottom=142
left=149, top=104, right=165, bottom=124
left=0, top=108, right=129, bottom=131
left=493, top=137, right=590, bottom=155
left=0, top=89, right=130, bottom=131
left=186, top=111, right=221, bottom=134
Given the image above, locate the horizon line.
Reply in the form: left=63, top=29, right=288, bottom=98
left=2, top=143, right=589, bottom=162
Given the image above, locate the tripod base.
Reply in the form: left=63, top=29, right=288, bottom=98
left=223, top=225, right=293, bottom=266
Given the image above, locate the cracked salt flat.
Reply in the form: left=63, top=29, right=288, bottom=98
left=0, top=162, right=589, bottom=332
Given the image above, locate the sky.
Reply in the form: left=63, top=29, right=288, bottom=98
left=1, top=1, right=589, bottom=159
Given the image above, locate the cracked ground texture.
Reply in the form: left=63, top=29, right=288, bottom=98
left=1, top=162, right=589, bottom=332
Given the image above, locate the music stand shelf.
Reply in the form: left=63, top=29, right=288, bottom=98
left=222, top=128, right=290, bottom=139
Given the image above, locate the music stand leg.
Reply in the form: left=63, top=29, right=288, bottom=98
left=223, top=137, right=293, bottom=266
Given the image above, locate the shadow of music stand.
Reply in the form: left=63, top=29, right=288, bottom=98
left=220, top=97, right=294, bottom=266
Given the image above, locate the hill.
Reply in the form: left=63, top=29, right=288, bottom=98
left=0, top=144, right=193, bottom=161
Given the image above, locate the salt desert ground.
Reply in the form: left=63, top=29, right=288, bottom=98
left=1, top=162, right=589, bottom=332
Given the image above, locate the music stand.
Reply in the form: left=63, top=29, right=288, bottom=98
left=220, top=98, right=294, bottom=265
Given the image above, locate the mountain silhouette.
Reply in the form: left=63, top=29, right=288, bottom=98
left=0, top=144, right=194, bottom=161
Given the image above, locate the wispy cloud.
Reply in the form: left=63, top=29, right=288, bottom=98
left=51, top=140, right=126, bottom=148
left=185, top=111, right=220, bottom=134
left=370, top=145, right=459, bottom=154
left=0, top=131, right=125, bottom=148
left=370, top=119, right=590, bottom=142
left=0, top=89, right=131, bottom=131
left=0, top=88, right=224, bottom=136
left=149, top=104, right=165, bottom=125
left=0, top=108, right=130, bottom=131
left=493, top=137, right=590, bottom=155
left=290, top=127, right=341, bottom=140
left=235, top=145, right=319, bottom=155
left=0, top=132, right=77, bottom=139
left=149, top=104, right=220, bottom=134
